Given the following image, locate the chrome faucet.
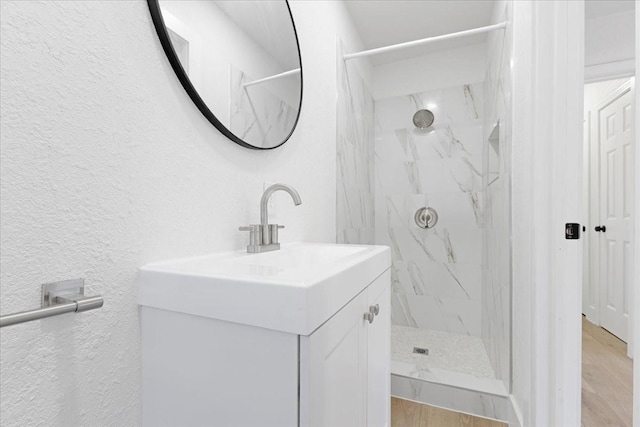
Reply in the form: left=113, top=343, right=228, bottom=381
left=239, top=184, right=302, bottom=253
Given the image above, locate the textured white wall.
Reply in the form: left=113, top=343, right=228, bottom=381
left=0, top=1, right=353, bottom=425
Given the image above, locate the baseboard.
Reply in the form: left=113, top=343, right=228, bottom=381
left=508, top=394, right=524, bottom=427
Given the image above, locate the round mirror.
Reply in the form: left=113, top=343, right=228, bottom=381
left=148, top=0, right=303, bottom=150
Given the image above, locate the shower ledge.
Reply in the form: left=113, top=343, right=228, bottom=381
left=391, top=360, right=508, bottom=396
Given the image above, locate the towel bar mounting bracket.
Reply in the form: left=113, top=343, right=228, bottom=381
left=42, top=278, right=86, bottom=307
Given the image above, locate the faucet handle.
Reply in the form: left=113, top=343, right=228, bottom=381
left=239, top=224, right=261, bottom=231
left=239, top=224, right=262, bottom=246
left=268, top=224, right=287, bottom=245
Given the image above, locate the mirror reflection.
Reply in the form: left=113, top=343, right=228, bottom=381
left=153, top=0, right=302, bottom=149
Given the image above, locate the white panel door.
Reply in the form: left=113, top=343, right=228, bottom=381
left=300, top=291, right=368, bottom=427
left=597, top=83, right=634, bottom=342
left=366, top=272, right=390, bottom=427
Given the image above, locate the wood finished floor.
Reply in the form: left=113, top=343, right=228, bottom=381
left=391, top=317, right=633, bottom=427
left=390, top=397, right=507, bottom=427
left=582, top=316, right=633, bottom=427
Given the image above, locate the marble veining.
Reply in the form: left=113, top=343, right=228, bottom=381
left=481, top=1, right=513, bottom=388
left=229, top=66, right=297, bottom=148
left=336, top=40, right=375, bottom=244
left=463, top=84, right=480, bottom=120
left=336, top=16, right=511, bottom=399
left=375, top=82, right=484, bottom=337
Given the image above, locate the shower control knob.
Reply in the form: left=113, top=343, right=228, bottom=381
left=364, top=311, right=375, bottom=324
left=595, top=225, right=606, bottom=232
left=415, top=207, right=439, bottom=229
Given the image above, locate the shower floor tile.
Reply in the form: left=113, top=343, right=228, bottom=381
left=391, top=325, right=508, bottom=396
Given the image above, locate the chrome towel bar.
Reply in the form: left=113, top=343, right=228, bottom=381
left=0, top=279, right=103, bottom=328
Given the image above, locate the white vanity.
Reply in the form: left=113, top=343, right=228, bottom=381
left=138, top=243, right=391, bottom=427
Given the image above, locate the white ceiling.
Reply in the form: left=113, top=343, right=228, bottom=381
left=344, top=1, right=495, bottom=65
left=585, top=0, right=635, bottom=19
left=215, top=1, right=300, bottom=70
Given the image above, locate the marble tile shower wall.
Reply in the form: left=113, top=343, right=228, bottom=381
left=374, top=83, right=484, bottom=336
left=336, top=40, right=375, bottom=244
left=481, top=1, right=513, bottom=385
left=230, top=66, right=298, bottom=148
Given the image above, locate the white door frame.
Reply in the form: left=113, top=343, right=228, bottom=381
left=511, top=1, right=583, bottom=425
left=513, top=1, right=638, bottom=425
left=585, top=6, right=640, bottom=427
left=584, top=79, right=628, bottom=328
left=532, top=1, right=638, bottom=426
left=584, top=79, right=635, bottom=356
left=550, top=3, right=584, bottom=425
left=634, top=7, right=640, bottom=427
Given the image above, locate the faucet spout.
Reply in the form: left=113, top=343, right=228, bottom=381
left=260, top=184, right=302, bottom=244
left=261, top=184, right=302, bottom=225
left=239, top=183, right=302, bottom=252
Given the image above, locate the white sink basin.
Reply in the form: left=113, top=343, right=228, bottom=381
left=138, top=243, right=390, bottom=335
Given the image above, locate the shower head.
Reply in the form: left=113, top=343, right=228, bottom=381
left=412, top=109, right=435, bottom=129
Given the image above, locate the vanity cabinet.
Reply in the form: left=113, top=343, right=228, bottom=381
left=301, top=270, right=390, bottom=427
left=140, top=269, right=390, bottom=427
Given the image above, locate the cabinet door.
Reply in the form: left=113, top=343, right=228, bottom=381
left=366, top=270, right=391, bottom=427
left=300, top=291, right=369, bottom=427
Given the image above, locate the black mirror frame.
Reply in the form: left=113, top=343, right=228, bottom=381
left=147, top=0, right=303, bottom=150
